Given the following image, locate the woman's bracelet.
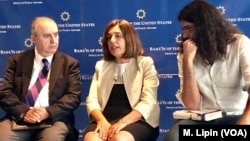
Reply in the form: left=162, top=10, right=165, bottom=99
left=119, top=118, right=128, bottom=126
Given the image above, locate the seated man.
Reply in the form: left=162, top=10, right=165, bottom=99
left=0, top=16, right=81, bottom=141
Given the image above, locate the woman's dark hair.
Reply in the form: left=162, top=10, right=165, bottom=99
left=101, top=19, right=144, bottom=61
left=178, top=0, right=241, bottom=64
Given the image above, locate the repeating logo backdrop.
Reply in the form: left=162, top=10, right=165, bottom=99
left=0, top=0, right=250, bottom=140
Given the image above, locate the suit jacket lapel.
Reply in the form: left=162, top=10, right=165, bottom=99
left=22, top=50, right=35, bottom=96
left=123, top=58, right=137, bottom=103
left=48, top=52, right=62, bottom=96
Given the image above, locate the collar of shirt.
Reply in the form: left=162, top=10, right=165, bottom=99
left=34, top=48, right=53, bottom=68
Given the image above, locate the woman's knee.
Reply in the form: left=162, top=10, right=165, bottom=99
left=83, top=132, right=102, bottom=141
left=110, top=131, right=134, bottom=141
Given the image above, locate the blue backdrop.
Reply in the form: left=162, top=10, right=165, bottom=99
left=1, top=0, right=250, bottom=140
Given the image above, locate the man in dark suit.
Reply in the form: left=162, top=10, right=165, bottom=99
left=0, top=16, right=81, bottom=141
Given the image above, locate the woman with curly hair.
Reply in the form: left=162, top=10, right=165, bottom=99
left=164, top=0, right=250, bottom=140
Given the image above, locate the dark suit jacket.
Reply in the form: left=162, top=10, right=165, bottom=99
left=0, top=49, right=81, bottom=140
